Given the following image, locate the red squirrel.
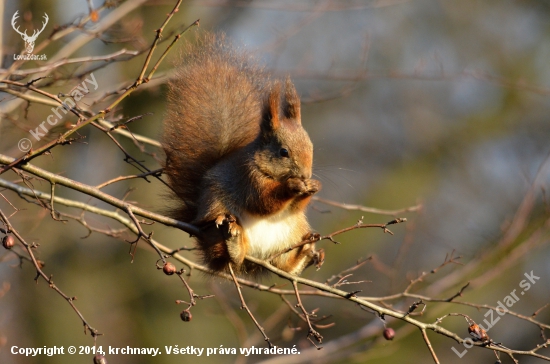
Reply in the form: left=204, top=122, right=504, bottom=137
left=162, top=33, right=323, bottom=275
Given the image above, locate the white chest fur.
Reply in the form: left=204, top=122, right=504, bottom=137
left=240, top=210, right=300, bottom=259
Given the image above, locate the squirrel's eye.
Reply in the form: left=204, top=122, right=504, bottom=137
left=279, top=148, right=289, bottom=158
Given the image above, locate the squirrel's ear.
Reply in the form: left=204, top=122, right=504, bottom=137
left=263, top=82, right=281, bottom=133
left=283, top=77, right=301, bottom=123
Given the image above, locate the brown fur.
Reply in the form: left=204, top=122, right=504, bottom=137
left=162, top=33, right=322, bottom=275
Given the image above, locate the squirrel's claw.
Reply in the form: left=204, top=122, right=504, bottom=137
left=313, top=248, right=325, bottom=270
left=302, top=231, right=321, bottom=242
left=215, top=214, right=236, bottom=226
left=215, top=215, right=225, bottom=228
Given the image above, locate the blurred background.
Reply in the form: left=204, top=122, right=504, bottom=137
left=1, top=0, right=549, bottom=363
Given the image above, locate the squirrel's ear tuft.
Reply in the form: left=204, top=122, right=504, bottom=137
left=283, top=77, right=301, bottom=123
left=263, top=82, right=281, bottom=133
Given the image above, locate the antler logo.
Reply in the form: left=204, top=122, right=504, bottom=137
left=11, top=11, right=49, bottom=54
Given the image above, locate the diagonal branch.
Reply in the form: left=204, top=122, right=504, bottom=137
left=0, top=153, right=200, bottom=237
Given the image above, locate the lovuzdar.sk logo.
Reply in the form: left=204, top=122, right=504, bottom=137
left=11, top=10, right=49, bottom=61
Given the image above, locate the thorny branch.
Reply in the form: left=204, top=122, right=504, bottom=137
left=0, top=1, right=549, bottom=363
left=0, top=209, right=100, bottom=338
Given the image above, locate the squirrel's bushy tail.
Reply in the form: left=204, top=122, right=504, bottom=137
left=162, top=33, right=270, bottom=222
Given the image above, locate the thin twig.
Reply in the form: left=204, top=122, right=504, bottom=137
left=421, top=328, right=440, bottom=364
left=312, top=196, right=422, bottom=216
left=227, top=264, right=273, bottom=348
left=292, top=280, right=323, bottom=347
left=49, top=183, right=68, bottom=222
left=269, top=217, right=407, bottom=261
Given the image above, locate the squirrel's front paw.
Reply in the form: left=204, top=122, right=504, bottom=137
left=215, top=214, right=240, bottom=238
left=287, top=177, right=321, bottom=196
left=304, top=179, right=321, bottom=195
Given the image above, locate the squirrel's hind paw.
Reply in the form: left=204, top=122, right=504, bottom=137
left=313, top=248, right=325, bottom=270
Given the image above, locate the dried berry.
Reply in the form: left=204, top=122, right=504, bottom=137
left=163, top=262, right=176, bottom=275
left=468, top=323, right=489, bottom=342
left=383, top=327, right=395, bottom=340
left=180, top=309, right=192, bottom=322
left=93, top=354, right=107, bottom=364
left=2, top=236, right=15, bottom=250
